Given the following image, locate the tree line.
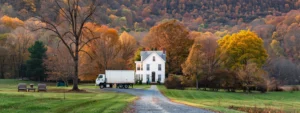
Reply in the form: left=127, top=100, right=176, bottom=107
left=1, top=0, right=300, bottom=32
left=0, top=0, right=300, bottom=91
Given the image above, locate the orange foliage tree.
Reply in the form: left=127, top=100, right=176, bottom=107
left=0, top=15, right=24, bottom=29
left=143, top=20, right=193, bottom=74
left=79, top=23, right=120, bottom=80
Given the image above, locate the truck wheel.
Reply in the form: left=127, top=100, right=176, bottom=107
left=124, top=84, right=129, bottom=89
left=100, top=85, right=104, bottom=89
left=118, top=85, right=124, bottom=89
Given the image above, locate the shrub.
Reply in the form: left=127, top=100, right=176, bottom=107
left=180, top=75, right=194, bottom=87
left=291, top=85, right=299, bottom=91
left=157, top=80, right=161, bottom=84
left=138, top=79, right=143, bottom=84
left=267, top=78, right=283, bottom=92
left=164, top=74, right=184, bottom=90
left=257, top=82, right=267, bottom=93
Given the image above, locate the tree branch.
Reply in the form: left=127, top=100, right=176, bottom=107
left=79, top=50, right=93, bottom=60
left=78, top=36, right=100, bottom=51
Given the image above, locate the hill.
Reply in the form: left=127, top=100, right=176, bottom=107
left=1, top=0, right=300, bottom=31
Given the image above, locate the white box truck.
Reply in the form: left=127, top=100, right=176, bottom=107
left=95, top=70, right=135, bottom=89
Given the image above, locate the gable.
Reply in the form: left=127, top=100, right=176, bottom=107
left=141, top=51, right=166, bottom=62
left=143, top=52, right=165, bottom=63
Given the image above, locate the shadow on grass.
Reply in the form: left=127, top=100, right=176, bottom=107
left=229, top=105, right=284, bottom=113
left=0, top=97, right=62, bottom=110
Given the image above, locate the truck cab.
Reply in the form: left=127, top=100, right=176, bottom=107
left=96, top=74, right=105, bottom=86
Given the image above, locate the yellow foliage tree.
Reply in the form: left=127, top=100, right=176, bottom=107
left=0, top=15, right=24, bottom=29
left=270, top=39, right=284, bottom=56
left=119, top=31, right=137, bottom=69
left=218, top=30, right=268, bottom=70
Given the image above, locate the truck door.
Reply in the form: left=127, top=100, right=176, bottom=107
left=96, top=74, right=105, bottom=85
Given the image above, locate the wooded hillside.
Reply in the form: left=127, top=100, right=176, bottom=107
left=1, top=0, right=300, bottom=31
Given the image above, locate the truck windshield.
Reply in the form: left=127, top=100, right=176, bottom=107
left=98, top=75, right=103, bottom=78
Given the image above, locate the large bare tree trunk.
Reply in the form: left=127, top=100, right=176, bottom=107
left=73, top=41, right=79, bottom=90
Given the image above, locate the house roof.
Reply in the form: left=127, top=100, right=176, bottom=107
left=141, top=51, right=166, bottom=61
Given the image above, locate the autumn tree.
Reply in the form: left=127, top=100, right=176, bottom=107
left=265, top=58, right=300, bottom=85
left=218, top=30, right=268, bottom=70
left=83, top=24, right=120, bottom=71
left=35, top=0, right=98, bottom=90
left=237, top=62, right=266, bottom=93
left=6, top=27, right=35, bottom=78
left=270, top=39, right=284, bottom=56
left=119, top=31, right=137, bottom=69
left=144, top=20, right=193, bottom=74
left=77, top=23, right=121, bottom=81
left=218, top=30, right=268, bottom=92
left=0, top=15, right=24, bottom=29
left=182, top=43, right=204, bottom=89
left=193, top=32, right=220, bottom=90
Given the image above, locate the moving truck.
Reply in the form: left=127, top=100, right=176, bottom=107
left=95, top=70, right=135, bottom=89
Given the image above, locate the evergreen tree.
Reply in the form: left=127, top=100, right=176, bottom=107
left=26, top=41, right=47, bottom=81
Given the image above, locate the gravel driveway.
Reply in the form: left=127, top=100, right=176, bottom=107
left=103, top=85, right=213, bottom=113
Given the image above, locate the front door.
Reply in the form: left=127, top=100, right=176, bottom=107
left=152, top=72, right=155, bottom=82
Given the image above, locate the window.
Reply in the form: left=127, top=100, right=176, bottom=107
left=153, top=56, right=155, bottom=61
left=158, top=64, right=161, bottom=71
left=136, top=74, right=140, bottom=80
left=137, top=64, right=141, bottom=70
left=147, top=64, right=150, bottom=70
left=135, top=74, right=138, bottom=80
left=158, top=74, right=161, bottom=82
left=99, top=75, right=103, bottom=78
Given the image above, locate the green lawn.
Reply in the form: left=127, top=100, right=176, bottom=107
left=0, top=79, right=137, bottom=113
left=158, top=85, right=300, bottom=113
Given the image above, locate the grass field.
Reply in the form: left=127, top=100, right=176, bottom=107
left=132, top=84, right=151, bottom=89
left=158, top=85, right=300, bottom=113
left=0, top=79, right=137, bottom=113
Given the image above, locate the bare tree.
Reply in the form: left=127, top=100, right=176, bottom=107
left=6, top=27, right=34, bottom=79
left=237, top=62, right=265, bottom=93
left=34, top=0, right=98, bottom=90
left=195, top=32, right=220, bottom=90
left=0, top=47, right=8, bottom=78
left=44, top=45, right=74, bottom=86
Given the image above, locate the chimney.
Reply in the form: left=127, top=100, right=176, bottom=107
left=163, top=48, right=166, bottom=54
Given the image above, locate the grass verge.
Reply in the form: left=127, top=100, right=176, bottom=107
left=157, top=85, right=300, bottom=113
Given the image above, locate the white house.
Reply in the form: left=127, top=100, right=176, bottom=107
left=135, top=51, right=166, bottom=83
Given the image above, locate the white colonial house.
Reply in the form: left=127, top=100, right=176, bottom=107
left=135, top=51, right=166, bottom=83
